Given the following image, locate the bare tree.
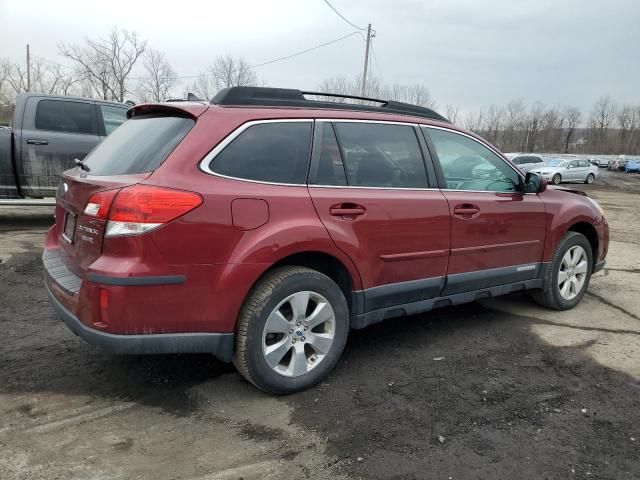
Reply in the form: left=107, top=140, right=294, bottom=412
left=186, top=55, right=257, bottom=101
left=136, top=48, right=177, bottom=102
left=563, top=106, right=581, bottom=153
left=587, top=96, right=616, bottom=153
left=0, top=58, right=82, bottom=100
left=445, top=104, right=460, bottom=124
left=60, top=27, right=146, bottom=101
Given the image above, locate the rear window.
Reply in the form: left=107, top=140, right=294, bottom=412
left=209, top=121, right=312, bottom=184
left=36, top=100, right=94, bottom=134
left=83, top=115, right=194, bottom=175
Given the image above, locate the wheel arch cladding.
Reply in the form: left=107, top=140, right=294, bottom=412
left=567, top=221, right=598, bottom=267
left=262, top=251, right=357, bottom=314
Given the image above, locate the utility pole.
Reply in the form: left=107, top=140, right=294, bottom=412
left=361, top=23, right=372, bottom=97
left=26, top=44, right=31, bottom=92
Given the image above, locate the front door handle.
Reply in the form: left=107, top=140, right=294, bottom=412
left=453, top=204, right=480, bottom=218
left=330, top=203, right=366, bottom=217
left=27, top=139, right=49, bottom=145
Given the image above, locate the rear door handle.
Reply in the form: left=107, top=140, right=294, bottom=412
left=27, top=139, right=49, bottom=145
left=453, top=204, right=480, bottom=217
left=330, top=203, right=366, bottom=217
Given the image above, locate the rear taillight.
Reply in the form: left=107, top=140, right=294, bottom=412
left=84, top=189, right=120, bottom=219
left=105, top=185, right=202, bottom=237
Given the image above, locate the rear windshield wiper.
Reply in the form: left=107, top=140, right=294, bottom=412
left=74, top=158, right=91, bottom=172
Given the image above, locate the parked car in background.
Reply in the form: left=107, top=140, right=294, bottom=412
left=43, top=86, right=609, bottom=394
left=0, top=92, right=129, bottom=199
left=625, top=160, right=640, bottom=173
left=530, top=158, right=599, bottom=185
left=594, top=158, right=610, bottom=168
left=510, top=154, right=546, bottom=173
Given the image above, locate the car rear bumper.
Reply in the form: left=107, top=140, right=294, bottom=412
left=45, top=281, right=234, bottom=361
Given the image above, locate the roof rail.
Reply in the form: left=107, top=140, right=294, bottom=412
left=210, top=87, right=449, bottom=122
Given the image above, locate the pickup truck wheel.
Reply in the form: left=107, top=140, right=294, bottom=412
left=532, top=231, right=593, bottom=310
left=552, top=174, right=562, bottom=185
left=233, top=266, right=349, bottom=394
left=585, top=173, right=594, bottom=184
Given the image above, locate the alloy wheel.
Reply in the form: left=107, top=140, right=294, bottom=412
left=558, top=245, right=588, bottom=300
left=261, top=291, right=336, bottom=377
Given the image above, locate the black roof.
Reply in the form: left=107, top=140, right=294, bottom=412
left=210, top=87, right=449, bottom=123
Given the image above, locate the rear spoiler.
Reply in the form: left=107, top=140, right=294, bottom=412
left=127, top=102, right=209, bottom=120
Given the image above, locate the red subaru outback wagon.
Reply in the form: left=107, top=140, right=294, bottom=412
left=44, top=87, right=608, bottom=394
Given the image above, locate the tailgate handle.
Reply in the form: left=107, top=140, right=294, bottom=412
left=330, top=203, right=366, bottom=217
left=27, top=139, right=49, bottom=145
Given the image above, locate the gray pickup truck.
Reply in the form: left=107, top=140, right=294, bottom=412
left=0, top=93, right=128, bottom=200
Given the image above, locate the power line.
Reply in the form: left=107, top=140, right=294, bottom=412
left=30, top=31, right=361, bottom=81
left=323, top=0, right=367, bottom=30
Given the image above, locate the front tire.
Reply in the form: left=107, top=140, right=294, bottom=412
left=233, top=266, right=349, bottom=394
left=585, top=173, right=594, bottom=184
left=532, top=231, right=593, bottom=310
left=552, top=174, right=562, bottom=185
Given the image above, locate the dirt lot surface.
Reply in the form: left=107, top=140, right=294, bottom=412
left=1, top=170, right=639, bottom=480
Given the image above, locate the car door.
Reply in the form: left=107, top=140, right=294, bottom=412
left=422, top=126, right=546, bottom=295
left=565, top=160, right=581, bottom=181
left=307, top=121, right=450, bottom=313
left=19, top=97, right=100, bottom=197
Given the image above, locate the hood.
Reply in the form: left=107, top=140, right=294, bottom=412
left=548, top=185, right=587, bottom=196
left=532, top=166, right=560, bottom=173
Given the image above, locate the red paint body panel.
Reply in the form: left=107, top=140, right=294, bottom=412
left=308, top=186, right=450, bottom=288
left=442, top=191, right=546, bottom=274
left=43, top=103, right=610, bottom=342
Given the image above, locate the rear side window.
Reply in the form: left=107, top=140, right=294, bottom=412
left=35, top=100, right=94, bottom=134
left=210, top=122, right=312, bottom=184
left=100, top=105, right=128, bottom=135
left=330, top=122, right=428, bottom=188
left=83, top=115, right=194, bottom=175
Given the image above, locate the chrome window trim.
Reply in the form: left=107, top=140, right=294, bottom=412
left=198, top=118, right=313, bottom=185
left=198, top=118, right=533, bottom=194
left=422, top=125, right=533, bottom=194
left=309, top=184, right=440, bottom=192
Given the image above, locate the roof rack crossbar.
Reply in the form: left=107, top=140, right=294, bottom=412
left=210, top=87, right=449, bottom=123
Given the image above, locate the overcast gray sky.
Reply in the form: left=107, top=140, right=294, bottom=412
left=1, top=0, right=638, bottom=112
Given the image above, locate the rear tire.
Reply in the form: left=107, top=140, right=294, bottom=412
left=233, top=266, right=349, bottom=394
left=552, top=174, right=562, bottom=185
left=585, top=173, right=594, bottom=184
left=532, top=231, right=593, bottom=310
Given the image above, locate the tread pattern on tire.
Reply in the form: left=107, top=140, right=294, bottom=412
left=233, top=266, right=338, bottom=391
left=532, top=231, right=592, bottom=310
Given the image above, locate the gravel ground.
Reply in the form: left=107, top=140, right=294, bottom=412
left=1, top=169, right=639, bottom=480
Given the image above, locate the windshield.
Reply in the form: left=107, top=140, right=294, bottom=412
left=546, top=159, right=568, bottom=167
left=83, top=114, right=194, bottom=176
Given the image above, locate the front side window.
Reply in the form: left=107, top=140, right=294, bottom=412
left=100, top=105, right=128, bottom=135
left=210, top=122, right=312, bottom=184
left=330, top=122, right=428, bottom=188
left=426, top=127, right=521, bottom=192
left=35, top=100, right=94, bottom=134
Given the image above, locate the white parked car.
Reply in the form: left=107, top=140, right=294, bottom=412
left=530, top=158, right=599, bottom=185
left=510, top=154, right=546, bottom=173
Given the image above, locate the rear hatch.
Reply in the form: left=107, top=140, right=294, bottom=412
left=55, top=107, right=199, bottom=275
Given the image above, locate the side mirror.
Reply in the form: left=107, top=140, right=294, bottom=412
left=525, top=172, right=547, bottom=194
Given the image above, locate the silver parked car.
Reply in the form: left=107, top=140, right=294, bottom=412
left=510, top=154, right=546, bottom=173
left=530, top=158, right=599, bottom=185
